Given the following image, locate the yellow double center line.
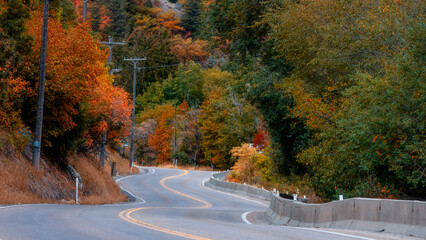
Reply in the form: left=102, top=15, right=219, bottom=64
left=118, top=170, right=212, bottom=240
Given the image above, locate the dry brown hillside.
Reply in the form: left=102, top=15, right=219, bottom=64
left=0, top=148, right=138, bottom=205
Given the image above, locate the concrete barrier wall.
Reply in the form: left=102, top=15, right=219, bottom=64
left=207, top=171, right=272, bottom=201
left=266, top=194, right=426, bottom=238
left=208, top=171, right=425, bottom=238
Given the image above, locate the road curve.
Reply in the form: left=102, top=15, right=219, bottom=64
left=0, top=168, right=371, bottom=240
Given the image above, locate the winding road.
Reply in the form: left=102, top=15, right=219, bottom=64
left=0, top=168, right=371, bottom=240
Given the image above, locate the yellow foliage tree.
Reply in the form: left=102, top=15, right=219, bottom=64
left=230, top=144, right=258, bottom=183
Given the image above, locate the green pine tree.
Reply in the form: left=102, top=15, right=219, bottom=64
left=108, top=0, right=131, bottom=39
left=181, top=0, right=201, bottom=35
left=144, top=0, right=153, bottom=8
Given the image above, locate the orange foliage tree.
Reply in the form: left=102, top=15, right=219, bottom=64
left=0, top=68, right=27, bottom=130
left=144, top=104, right=174, bottom=163
left=170, top=35, right=209, bottom=63
left=25, top=11, right=131, bottom=162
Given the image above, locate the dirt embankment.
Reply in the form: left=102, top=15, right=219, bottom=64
left=0, top=149, right=138, bottom=205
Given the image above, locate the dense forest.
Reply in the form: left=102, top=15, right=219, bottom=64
left=0, top=0, right=424, bottom=201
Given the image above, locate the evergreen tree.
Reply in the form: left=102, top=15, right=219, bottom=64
left=181, top=0, right=201, bottom=35
left=108, top=0, right=131, bottom=40
left=144, top=0, right=153, bottom=8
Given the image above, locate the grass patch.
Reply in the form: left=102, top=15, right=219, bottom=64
left=0, top=152, right=74, bottom=204
left=0, top=146, right=139, bottom=205
left=71, top=155, right=127, bottom=205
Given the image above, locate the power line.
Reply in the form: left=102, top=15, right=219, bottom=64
left=138, top=64, right=180, bottom=71
left=137, top=61, right=208, bottom=71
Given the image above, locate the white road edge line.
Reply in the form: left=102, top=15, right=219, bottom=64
left=0, top=205, right=20, bottom=210
left=202, top=178, right=269, bottom=207
left=241, top=211, right=252, bottom=225
left=284, top=226, right=375, bottom=240
left=134, top=166, right=155, bottom=175
left=115, top=174, right=147, bottom=204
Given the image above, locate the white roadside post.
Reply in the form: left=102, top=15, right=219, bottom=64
left=76, top=178, right=79, bottom=205
left=339, top=195, right=343, bottom=201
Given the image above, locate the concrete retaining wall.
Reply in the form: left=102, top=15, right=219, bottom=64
left=208, top=171, right=425, bottom=238
left=266, top=194, right=426, bottom=238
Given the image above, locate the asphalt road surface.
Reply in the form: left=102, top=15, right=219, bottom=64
left=0, top=168, right=372, bottom=240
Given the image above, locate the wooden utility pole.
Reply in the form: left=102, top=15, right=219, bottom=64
left=123, top=57, right=147, bottom=167
left=100, top=36, right=125, bottom=64
left=173, top=104, right=177, bottom=167
left=99, top=37, right=125, bottom=169
left=83, top=0, right=88, bottom=22
left=32, top=0, right=49, bottom=169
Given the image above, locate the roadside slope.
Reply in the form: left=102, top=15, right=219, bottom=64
left=0, top=148, right=138, bottom=205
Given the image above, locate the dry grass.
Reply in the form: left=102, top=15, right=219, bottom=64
left=153, top=163, right=213, bottom=171
left=0, top=147, right=140, bottom=205
left=0, top=153, right=74, bottom=204
left=107, top=150, right=139, bottom=175
left=69, top=152, right=137, bottom=205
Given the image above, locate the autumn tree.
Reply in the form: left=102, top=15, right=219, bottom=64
left=135, top=119, right=157, bottom=164
left=24, top=11, right=131, bottom=167
left=199, top=88, right=258, bottom=169
left=163, top=62, right=205, bottom=107
left=0, top=0, right=32, bottom=142
left=266, top=0, right=425, bottom=199
left=170, top=35, right=209, bottom=63
left=142, top=104, right=174, bottom=163
left=231, top=143, right=277, bottom=185
left=116, top=7, right=180, bottom=94
left=298, top=53, right=425, bottom=199
left=135, top=81, right=167, bottom=112
left=201, top=0, right=275, bottom=59
left=176, top=102, right=203, bottom=165
left=230, top=144, right=258, bottom=183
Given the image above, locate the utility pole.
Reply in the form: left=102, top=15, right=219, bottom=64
left=123, top=57, right=147, bottom=167
left=32, top=0, right=49, bottom=169
left=83, top=0, right=88, bottom=22
left=99, top=37, right=125, bottom=169
left=100, top=36, right=125, bottom=64
left=173, top=104, right=177, bottom=167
